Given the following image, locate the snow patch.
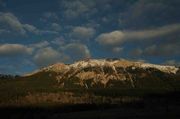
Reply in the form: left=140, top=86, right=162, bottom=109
left=136, top=62, right=178, bottom=74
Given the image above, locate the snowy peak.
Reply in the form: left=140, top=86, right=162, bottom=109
left=25, top=59, right=179, bottom=77
left=70, top=59, right=118, bottom=68
left=69, top=59, right=178, bottom=74
left=23, top=59, right=180, bottom=89
left=136, top=62, right=178, bottom=74
left=43, top=63, right=69, bottom=72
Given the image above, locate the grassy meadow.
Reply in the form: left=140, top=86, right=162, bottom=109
left=0, top=73, right=180, bottom=118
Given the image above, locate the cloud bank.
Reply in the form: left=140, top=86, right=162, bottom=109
left=96, top=23, right=180, bottom=46
left=0, top=44, right=33, bottom=56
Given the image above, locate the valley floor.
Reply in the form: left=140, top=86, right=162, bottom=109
left=0, top=91, right=180, bottom=119
left=0, top=100, right=180, bottom=119
left=0, top=78, right=180, bottom=118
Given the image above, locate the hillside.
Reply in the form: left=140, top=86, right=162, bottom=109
left=0, top=59, right=180, bottom=118
left=22, top=59, right=180, bottom=90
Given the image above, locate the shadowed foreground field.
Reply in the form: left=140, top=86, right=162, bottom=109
left=0, top=77, right=180, bottom=119
left=0, top=93, right=180, bottom=119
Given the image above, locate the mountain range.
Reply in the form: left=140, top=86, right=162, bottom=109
left=22, top=59, right=180, bottom=90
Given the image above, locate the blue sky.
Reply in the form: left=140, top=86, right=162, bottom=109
left=0, top=0, right=180, bottom=74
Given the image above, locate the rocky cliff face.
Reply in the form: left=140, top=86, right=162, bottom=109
left=24, top=59, right=180, bottom=89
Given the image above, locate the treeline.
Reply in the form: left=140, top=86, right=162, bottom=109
left=0, top=74, right=20, bottom=80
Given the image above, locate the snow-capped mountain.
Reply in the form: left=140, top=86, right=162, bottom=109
left=24, top=59, right=180, bottom=89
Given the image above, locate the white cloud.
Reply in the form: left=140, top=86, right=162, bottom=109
left=128, top=40, right=180, bottom=57
left=163, top=60, right=180, bottom=67
left=39, top=30, right=59, bottom=35
left=120, top=0, right=180, bottom=29
left=23, top=24, right=59, bottom=36
left=112, top=47, right=123, bottom=53
left=40, top=12, right=59, bottom=23
left=96, top=23, right=180, bottom=46
left=144, top=43, right=180, bottom=56
left=51, top=37, right=65, bottom=45
left=96, top=31, right=124, bottom=46
left=33, top=42, right=91, bottom=67
left=0, top=44, right=33, bottom=56
left=0, top=29, right=10, bottom=34
left=0, top=12, right=59, bottom=36
left=23, top=24, right=40, bottom=35
left=33, top=47, right=66, bottom=67
left=71, top=26, right=95, bottom=40
left=51, top=23, right=61, bottom=32
left=63, top=43, right=91, bottom=61
left=60, top=0, right=98, bottom=19
left=62, top=0, right=91, bottom=19
left=0, top=12, right=26, bottom=35
left=30, top=41, right=50, bottom=49
left=0, top=42, right=90, bottom=68
left=43, top=12, right=59, bottom=20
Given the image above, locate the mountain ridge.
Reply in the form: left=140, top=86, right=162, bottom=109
left=23, top=59, right=180, bottom=89
left=26, top=59, right=179, bottom=75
